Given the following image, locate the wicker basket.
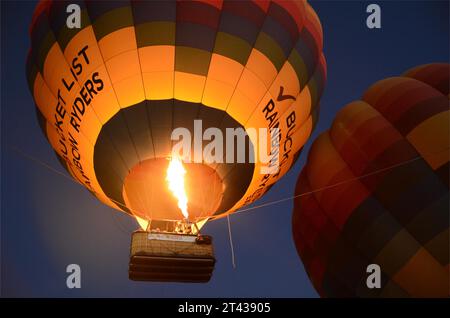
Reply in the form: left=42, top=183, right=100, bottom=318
left=129, top=231, right=215, bottom=283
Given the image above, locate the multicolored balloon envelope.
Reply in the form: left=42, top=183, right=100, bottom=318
left=26, top=1, right=326, bottom=229
left=293, top=63, right=449, bottom=297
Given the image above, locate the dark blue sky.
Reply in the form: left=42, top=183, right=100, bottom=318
left=1, top=1, right=448, bottom=297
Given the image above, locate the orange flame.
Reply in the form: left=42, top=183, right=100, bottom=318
left=166, top=157, right=189, bottom=220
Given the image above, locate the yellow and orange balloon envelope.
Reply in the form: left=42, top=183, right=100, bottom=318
left=27, top=0, right=326, bottom=225
left=293, top=63, right=449, bottom=297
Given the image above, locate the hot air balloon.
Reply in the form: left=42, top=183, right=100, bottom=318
left=293, top=63, right=449, bottom=297
left=26, top=0, right=326, bottom=282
